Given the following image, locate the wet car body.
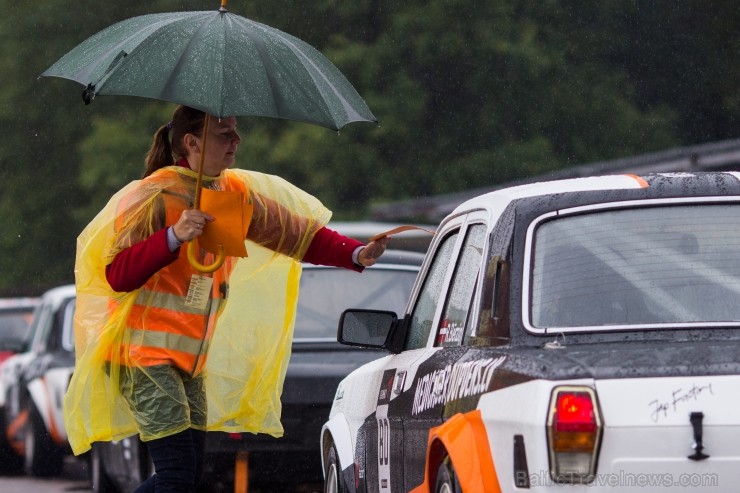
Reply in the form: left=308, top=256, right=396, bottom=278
left=322, top=172, right=740, bottom=493
left=0, top=297, right=41, bottom=471
left=92, top=249, right=424, bottom=492
left=2, top=284, right=76, bottom=477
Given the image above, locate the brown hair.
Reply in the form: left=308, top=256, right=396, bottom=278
left=143, top=106, right=207, bottom=177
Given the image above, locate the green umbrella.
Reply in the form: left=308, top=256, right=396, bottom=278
left=41, top=0, right=377, bottom=272
left=40, top=2, right=377, bottom=129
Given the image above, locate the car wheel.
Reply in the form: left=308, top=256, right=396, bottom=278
left=91, top=443, right=117, bottom=493
left=23, top=403, right=64, bottom=477
left=434, top=458, right=461, bottom=493
left=323, top=442, right=347, bottom=493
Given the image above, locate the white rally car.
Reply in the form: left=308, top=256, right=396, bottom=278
left=321, top=172, right=739, bottom=493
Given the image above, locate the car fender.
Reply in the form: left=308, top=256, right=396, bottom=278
left=2, top=352, right=34, bottom=414
left=321, top=412, right=353, bottom=476
left=410, top=410, right=502, bottom=493
left=26, top=367, right=73, bottom=446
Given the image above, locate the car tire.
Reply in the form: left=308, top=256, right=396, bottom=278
left=434, top=458, right=461, bottom=493
left=323, top=442, right=347, bottom=493
left=91, top=443, right=118, bottom=493
left=23, top=403, right=64, bottom=477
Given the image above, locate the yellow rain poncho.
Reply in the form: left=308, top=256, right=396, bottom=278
left=64, top=165, right=331, bottom=455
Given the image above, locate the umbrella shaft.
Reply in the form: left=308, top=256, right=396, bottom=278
left=194, top=113, right=209, bottom=210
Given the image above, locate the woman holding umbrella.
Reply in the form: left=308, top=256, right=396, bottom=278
left=66, top=105, right=388, bottom=492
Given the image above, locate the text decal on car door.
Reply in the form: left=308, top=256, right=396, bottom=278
left=412, top=356, right=506, bottom=415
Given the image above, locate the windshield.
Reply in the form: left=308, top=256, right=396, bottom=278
left=0, top=309, right=36, bottom=352
left=530, top=204, right=740, bottom=329
left=295, top=267, right=418, bottom=339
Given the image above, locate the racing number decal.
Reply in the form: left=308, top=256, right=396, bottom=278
left=378, top=416, right=390, bottom=467
left=376, top=369, right=397, bottom=491
left=377, top=404, right=391, bottom=490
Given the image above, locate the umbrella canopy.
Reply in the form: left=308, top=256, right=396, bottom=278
left=41, top=2, right=378, bottom=272
left=40, top=7, right=377, bottom=130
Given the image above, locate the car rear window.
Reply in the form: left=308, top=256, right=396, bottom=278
left=296, top=267, right=417, bottom=339
left=530, top=204, right=740, bottom=330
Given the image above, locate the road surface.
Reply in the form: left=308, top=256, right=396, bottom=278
left=0, top=457, right=89, bottom=493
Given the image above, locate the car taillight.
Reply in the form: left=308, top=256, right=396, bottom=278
left=547, top=386, right=602, bottom=483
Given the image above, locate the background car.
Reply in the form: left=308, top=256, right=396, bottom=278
left=2, top=284, right=76, bottom=477
left=92, top=249, right=424, bottom=493
left=322, top=172, right=740, bottom=493
left=0, top=297, right=41, bottom=366
left=0, top=296, right=41, bottom=472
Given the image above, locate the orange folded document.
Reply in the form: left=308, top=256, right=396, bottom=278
left=369, top=225, right=436, bottom=242
left=198, top=188, right=253, bottom=257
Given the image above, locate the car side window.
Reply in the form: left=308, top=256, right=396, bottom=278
left=46, top=303, right=66, bottom=353
left=62, top=299, right=76, bottom=353
left=435, top=224, right=487, bottom=347
left=405, top=231, right=459, bottom=350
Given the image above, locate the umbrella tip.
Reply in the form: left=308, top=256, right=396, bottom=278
left=218, top=0, right=228, bottom=12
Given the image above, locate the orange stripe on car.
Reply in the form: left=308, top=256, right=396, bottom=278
left=6, top=409, right=28, bottom=456
left=410, top=410, right=501, bottom=493
left=624, top=174, right=649, bottom=188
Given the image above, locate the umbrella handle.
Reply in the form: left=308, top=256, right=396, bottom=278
left=186, top=113, right=225, bottom=273
left=187, top=239, right=226, bottom=273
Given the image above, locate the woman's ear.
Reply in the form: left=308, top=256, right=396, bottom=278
left=184, top=134, right=201, bottom=154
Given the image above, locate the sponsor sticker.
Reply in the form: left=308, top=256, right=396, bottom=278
left=412, top=356, right=506, bottom=415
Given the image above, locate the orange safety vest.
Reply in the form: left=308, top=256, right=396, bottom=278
left=115, top=168, right=251, bottom=376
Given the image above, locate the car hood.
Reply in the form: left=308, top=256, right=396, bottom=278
left=281, top=341, right=385, bottom=405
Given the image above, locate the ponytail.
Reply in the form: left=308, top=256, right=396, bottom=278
left=142, top=124, right=173, bottom=177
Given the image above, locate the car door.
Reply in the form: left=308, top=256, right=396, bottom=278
left=400, top=216, right=489, bottom=491
left=363, top=212, right=489, bottom=493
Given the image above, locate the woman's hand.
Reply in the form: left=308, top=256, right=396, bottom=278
left=358, top=236, right=389, bottom=267
left=172, top=210, right=214, bottom=243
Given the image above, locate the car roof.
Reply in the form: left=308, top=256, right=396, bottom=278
left=38, top=284, right=76, bottom=311
left=452, top=174, right=649, bottom=217
left=451, top=172, right=740, bottom=221
left=0, top=297, right=41, bottom=311
left=328, top=221, right=435, bottom=253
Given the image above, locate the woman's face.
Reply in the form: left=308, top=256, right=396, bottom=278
left=190, top=116, right=242, bottom=175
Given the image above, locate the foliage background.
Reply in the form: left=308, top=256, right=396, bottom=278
left=0, top=0, right=738, bottom=294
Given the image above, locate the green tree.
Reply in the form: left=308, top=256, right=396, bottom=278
left=1, top=0, right=738, bottom=293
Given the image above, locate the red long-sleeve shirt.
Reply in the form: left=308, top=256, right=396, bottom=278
left=105, top=224, right=363, bottom=293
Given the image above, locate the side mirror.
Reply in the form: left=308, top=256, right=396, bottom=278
left=338, top=309, right=397, bottom=349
